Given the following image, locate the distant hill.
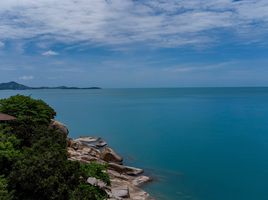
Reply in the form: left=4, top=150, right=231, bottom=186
left=0, top=81, right=101, bottom=90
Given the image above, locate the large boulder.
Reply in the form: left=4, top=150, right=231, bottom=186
left=50, top=120, right=69, bottom=136
left=101, top=147, right=123, bottom=164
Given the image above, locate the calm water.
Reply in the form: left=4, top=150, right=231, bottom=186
left=1, top=88, right=268, bottom=200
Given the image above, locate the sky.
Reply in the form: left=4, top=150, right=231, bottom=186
left=0, top=0, right=268, bottom=88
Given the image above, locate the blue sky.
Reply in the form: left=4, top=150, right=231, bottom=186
left=1, top=0, right=268, bottom=87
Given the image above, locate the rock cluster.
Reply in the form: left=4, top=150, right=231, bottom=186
left=67, top=137, right=153, bottom=200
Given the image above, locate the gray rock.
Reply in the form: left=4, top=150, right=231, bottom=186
left=132, top=176, right=151, bottom=186
left=75, top=137, right=100, bottom=143
left=87, top=177, right=98, bottom=186
left=96, top=140, right=107, bottom=147
left=109, top=163, right=144, bottom=176
left=111, top=186, right=129, bottom=198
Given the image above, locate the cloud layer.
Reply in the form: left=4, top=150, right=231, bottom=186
left=19, top=75, right=34, bottom=80
left=0, top=0, right=268, bottom=47
left=42, top=50, right=59, bottom=56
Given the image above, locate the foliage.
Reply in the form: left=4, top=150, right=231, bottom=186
left=80, top=162, right=110, bottom=185
left=70, top=184, right=107, bottom=200
left=0, top=95, right=56, bottom=125
left=8, top=135, right=81, bottom=200
left=0, top=132, right=21, bottom=175
left=0, top=176, right=13, bottom=200
left=0, top=95, right=109, bottom=200
left=0, top=94, right=55, bottom=124
left=0, top=95, right=56, bottom=146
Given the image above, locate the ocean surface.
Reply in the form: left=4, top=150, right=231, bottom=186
left=1, top=88, right=268, bottom=200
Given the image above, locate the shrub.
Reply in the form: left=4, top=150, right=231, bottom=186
left=80, top=162, right=110, bottom=186
left=69, top=183, right=107, bottom=200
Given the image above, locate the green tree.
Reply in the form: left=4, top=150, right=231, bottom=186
left=0, top=95, right=56, bottom=125
left=8, top=128, right=80, bottom=200
left=0, top=176, right=13, bottom=200
left=0, top=132, right=21, bottom=175
left=0, top=95, right=109, bottom=200
left=0, top=95, right=56, bottom=146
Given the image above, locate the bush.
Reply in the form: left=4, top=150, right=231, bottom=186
left=70, top=184, right=107, bottom=200
left=80, top=162, right=110, bottom=186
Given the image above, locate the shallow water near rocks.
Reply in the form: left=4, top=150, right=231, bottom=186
left=1, top=88, right=268, bottom=200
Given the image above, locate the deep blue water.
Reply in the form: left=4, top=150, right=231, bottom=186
left=1, top=88, right=268, bottom=200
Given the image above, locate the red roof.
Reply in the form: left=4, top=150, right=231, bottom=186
left=0, top=113, right=16, bottom=121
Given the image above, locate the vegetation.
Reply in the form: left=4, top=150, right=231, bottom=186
left=0, top=95, right=109, bottom=200
left=80, top=162, right=110, bottom=186
left=0, top=176, right=13, bottom=200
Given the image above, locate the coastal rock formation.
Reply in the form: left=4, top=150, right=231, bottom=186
left=67, top=137, right=153, bottom=200
left=50, top=120, right=69, bottom=136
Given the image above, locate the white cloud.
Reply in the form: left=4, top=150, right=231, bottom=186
left=0, top=0, right=267, bottom=47
left=19, top=75, right=34, bottom=80
left=0, top=41, right=4, bottom=48
left=42, top=50, right=59, bottom=56
left=164, top=61, right=238, bottom=73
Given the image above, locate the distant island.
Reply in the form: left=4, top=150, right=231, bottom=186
left=0, top=81, right=101, bottom=90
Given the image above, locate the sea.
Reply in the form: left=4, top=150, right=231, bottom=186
left=1, top=88, right=268, bottom=200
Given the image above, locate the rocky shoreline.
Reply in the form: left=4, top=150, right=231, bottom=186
left=51, top=120, right=153, bottom=200
left=67, top=137, right=153, bottom=200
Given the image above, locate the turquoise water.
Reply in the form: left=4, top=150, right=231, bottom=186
left=1, top=88, right=268, bottom=200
